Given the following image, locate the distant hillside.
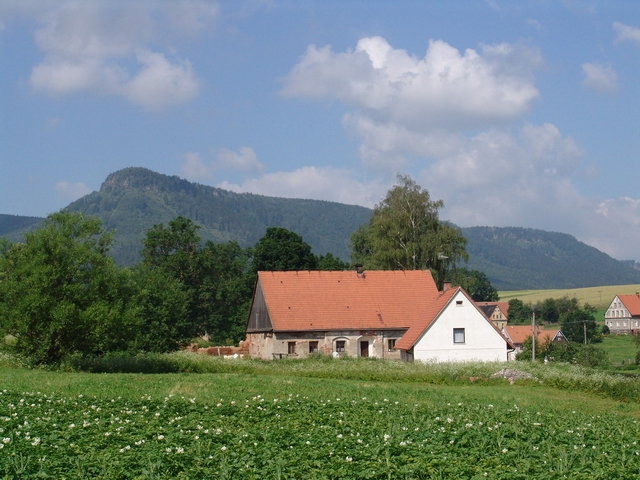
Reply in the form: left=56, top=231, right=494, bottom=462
left=462, top=226, right=640, bottom=290
left=0, top=214, right=42, bottom=238
left=64, top=167, right=372, bottom=265
left=3, top=168, right=640, bottom=290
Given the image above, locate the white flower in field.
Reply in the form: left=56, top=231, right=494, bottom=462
left=345, top=456, right=352, bottom=462
left=2, top=438, right=11, bottom=444
left=155, top=412, right=160, bottom=417
left=306, top=441, right=311, bottom=445
left=400, top=441, right=407, bottom=446
left=105, top=432, right=111, bottom=436
left=31, top=438, right=41, bottom=446
left=221, top=446, right=227, bottom=451
left=533, top=423, right=541, bottom=426
left=502, top=448, right=508, bottom=453
left=68, top=424, right=75, bottom=429
left=357, top=439, right=363, bottom=444
left=119, top=449, right=125, bottom=453
left=449, top=440, right=454, bottom=444
left=488, top=405, right=493, bottom=408
left=336, top=434, right=343, bottom=439
left=176, top=447, right=184, bottom=454
left=0, top=444, right=3, bottom=449
left=383, top=434, right=390, bottom=441
left=157, top=435, right=164, bottom=440
left=194, top=436, right=199, bottom=440
left=166, top=448, right=172, bottom=453
left=532, top=446, right=539, bottom=451
left=446, top=418, right=453, bottom=424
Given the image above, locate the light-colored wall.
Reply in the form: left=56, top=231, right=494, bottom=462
left=247, top=330, right=406, bottom=360
left=412, top=291, right=508, bottom=363
left=604, top=295, right=640, bottom=333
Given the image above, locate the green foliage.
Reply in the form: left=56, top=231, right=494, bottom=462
left=546, top=342, right=609, bottom=368
left=317, top=252, right=350, bottom=271
left=252, top=226, right=318, bottom=272
left=561, top=305, right=599, bottom=344
left=450, top=268, right=498, bottom=301
left=350, top=175, right=467, bottom=286
left=0, top=212, right=132, bottom=364
left=507, top=299, right=532, bottom=324
left=601, top=324, right=610, bottom=335
left=533, top=296, right=580, bottom=324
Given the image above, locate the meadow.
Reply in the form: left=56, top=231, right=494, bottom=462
left=499, top=284, right=640, bottom=309
left=2, top=354, right=640, bottom=478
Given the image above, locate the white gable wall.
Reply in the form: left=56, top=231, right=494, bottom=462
left=413, top=291, right=508, bottom=363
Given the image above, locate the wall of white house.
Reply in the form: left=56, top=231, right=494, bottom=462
left=604, top=296, right=640, bottom=333
left=412, top=291, right=508, bottom=363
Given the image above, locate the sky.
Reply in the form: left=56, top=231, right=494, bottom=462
left=1, top=1, right=640, bottom=261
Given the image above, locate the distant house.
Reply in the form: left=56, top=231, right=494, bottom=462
left=245, top=269, right=513, bottom=362
left=475, top=301, right=509, bottom=330
left=605, top=294, right=640, bottom=334
left=502, top=325, right=567, bottom=361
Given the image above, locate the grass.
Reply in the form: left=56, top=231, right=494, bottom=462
left=499, top=284, right=640, bottom=309
left=3, top=360, right=640, bottom=478
left=601, top=335, right=639, bottom=365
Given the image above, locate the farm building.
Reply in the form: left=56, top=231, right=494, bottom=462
left=475, top=301, right=509, bottom=330
left=245, top=269, right=513, bottom=362
left=502, top=325, right=567, bottom=361
left=604, top=294, right=640, bottom=334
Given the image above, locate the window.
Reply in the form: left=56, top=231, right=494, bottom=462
left=387, top=339, right=396, bottom=351
left=453, top=328, right=465, bottom=344
left=309, top=341, right=319, bottom=354
left=335, top=340, right=345, bottom=353
left=456, top=300, right=463, bottom=306
left=288, top=342, right=296, bottom=355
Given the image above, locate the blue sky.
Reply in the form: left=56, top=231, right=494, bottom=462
left=2, top=1, right=640, bottom=260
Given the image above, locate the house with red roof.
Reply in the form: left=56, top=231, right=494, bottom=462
left=501, top=325, right=566, bottom=361
left=245, top=269, right=513, bottom=362
left=605, top=294, right=640, bottom=334
left=475, top=301, right=510, bottom=330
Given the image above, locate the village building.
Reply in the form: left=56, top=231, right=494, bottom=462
left=502, top=325, right=567, bottom=361
left=245, top=269, right=513, bottom=362
left=604, top=294, right=640, bottom=334
left=475, top=301, right=509, bottom=330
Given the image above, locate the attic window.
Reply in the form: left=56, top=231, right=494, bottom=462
left=456, top=300, right=463, bottom=306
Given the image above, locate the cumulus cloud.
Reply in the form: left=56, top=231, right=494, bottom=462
left=283, top=37, right=541, bottom=133
left=55, top=180, right=91, bottom=200
left=582, top=62, right=617, bottom=93
left=180, top=147, right=264, bottom=182
left=20, top=1, right=212, bottom=110
left=613, top=21, right=640, bottom=45
left=180, top=152, right=212, bottom=181
left=218, top=167, right=388, bottom=207
left=214, top=147, right=264, bottom=173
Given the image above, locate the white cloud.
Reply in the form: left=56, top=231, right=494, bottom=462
left=19, top=1, right=213, bottom=110
left=180, top=152, right=212, bottom=181
left=613, top=21, right=640, bottom=45
left=55, top=180, right=91, bottom=200
left=215, top=147, right=264, bottom=173
left=527, top=18, right=543, bottom=32
left=283, top=36, right=541, bottom=133
left=218, top=167, right=389, bottom=207
left=582, top=62, right=617, bottom=93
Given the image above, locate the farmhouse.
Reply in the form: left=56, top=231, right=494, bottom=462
left=245, top=269, right=513, bottom=362
left=605, top=294, right=640, bottom=334
left=502, top=325, right=567, bottom=361
left=475, top=301, right=509, bottom=330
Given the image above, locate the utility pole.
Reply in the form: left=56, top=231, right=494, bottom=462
left=531, top=311, right=536, bottom=362
left=584, top=321, right=587, bottom=345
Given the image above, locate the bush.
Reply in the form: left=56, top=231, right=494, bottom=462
left=602, top=325, right=610, bottom=335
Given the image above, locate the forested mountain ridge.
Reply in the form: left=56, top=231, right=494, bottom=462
left=65, top=167, right=372, bottom=264
left=463, top=226, right=640, bottom=290
left=3, top=167, right=640, bottom=290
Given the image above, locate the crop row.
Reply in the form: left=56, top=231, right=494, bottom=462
left=1, top=387, right=640, bottom=479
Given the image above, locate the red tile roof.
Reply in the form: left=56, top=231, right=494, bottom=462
left=257, top=270, right=440, bottom=332
left=618, top=294, right=640, bottom=316
left=504, top=326, right=563, bottom=345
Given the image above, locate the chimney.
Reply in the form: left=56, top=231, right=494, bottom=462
left=442, top=281, right=452, bottom=293
left=355, top=264, right=365, bottom=277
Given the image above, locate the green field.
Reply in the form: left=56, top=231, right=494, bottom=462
left=3, top=356, right=640, bottom=478
left=499, top=284, right=640, bottom=309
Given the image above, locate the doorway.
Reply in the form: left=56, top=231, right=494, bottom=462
left=360, top=340, right=369, bottom=357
